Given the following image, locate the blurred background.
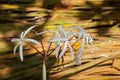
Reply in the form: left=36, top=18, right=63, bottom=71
left=0, top=0, right=120, bottom=80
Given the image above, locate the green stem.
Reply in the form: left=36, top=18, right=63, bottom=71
left=43, top=60, right=47, bottom=80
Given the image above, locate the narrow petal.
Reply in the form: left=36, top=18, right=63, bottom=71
left=19, top=44, right=24, bottom=61
left=11, top=38, right=20, bottom=42
left=37, top=31, right=48, bottom=35
left=75, top=48, right=83, bottom=65
left=59, top=25, right=66, bottom=37
left=55, top=44, right=61, bottom=58
left=76, top=36, right=85, bottom=65
left=13, top=43, right=21, bottom=55
left=25, top=39, right=40, bottom=45
left=50, top=38, right=67, bottom=42
left=58, top=42, right=67, bottom=58
left=77, top=31, right=85, bottom=40
left=54, top=31, right=61, bottom=37
left=20, top=32, right=25, bottom=39
left=85, top=35, right=89, bottom=46
left=67, top=43, right=74, bottom=60
left=87, top=34, right=93, bottom=43
left=47, top=30, right=61, bottom=37
left=23, top=26, right=35, bottom=38
left=85, top=34, right=93, bottom=47
left=67, top=31, right=73, bottom=40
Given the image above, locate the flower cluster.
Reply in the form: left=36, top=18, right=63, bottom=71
left=50, top=25, right=93, bottom=65
left=11, top=25, right=93, bottom=65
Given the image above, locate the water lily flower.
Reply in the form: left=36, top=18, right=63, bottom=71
left=50, top=25, right=74, bottom=60
left=11, top=26, right=40, bottom=61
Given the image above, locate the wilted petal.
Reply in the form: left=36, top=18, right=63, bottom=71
left=58, top=42, right=67, bottom=58
left=19, top=44, right=23, bottom=61
left=23, top=26, right=35, bottom=38
left=25, top=39, right=40, bottom=45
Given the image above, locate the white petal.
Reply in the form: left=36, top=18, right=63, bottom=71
left=67, top=31, right=73, bottom=40
left=20, top=31, right=25, bottom=39
left=55, top=44, right=61, bottom=58
left=23, top=26, right=35, bottom=38
left=54, top=31, right=61, bottom=37
left=25, top=39, right=40, bottom=45
left=37, top=31, right=48, bottom=35
left=67, top=43, right=74, bottom=60
left=75, top=48, right=83, bottom=65
left=59, top=25, right=66, bottom=37
left=81, top=35, right=85, bottom=48
left=13, top=43, right=21, bottom=55
left=85, top=35, right=89, bottom=46
left=75, top=36, right=85, bottom=65
left=78, top=31, right=85, bottom=40
left=47, top=30, right=61, bottom=37
left=50, top=38, right=67, bottom=42
left=11, top=38, right=20, bottom=42
left=85, top=34, right=93, bottom=47
left=19, top=44, right=24, bottom=61
left=58, top=42, right=67, bottom=58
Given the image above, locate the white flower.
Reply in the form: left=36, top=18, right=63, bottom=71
left=11, top=26, right=40, bottom=61
left=50, top=25, right=74, bottom=60
left=47, top=25, right=93, bottom=65
left=74, top=26, right=93, bottom=65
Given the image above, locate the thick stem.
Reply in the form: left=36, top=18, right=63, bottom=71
left=43, top=59, right=47, bottom=80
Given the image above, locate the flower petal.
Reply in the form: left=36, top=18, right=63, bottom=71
left=55, top=43, right=61, bottom=58
left=75, top=48, right=83, bottom=65
left=13, top=43, right=21, bottom=55
left=23, top=26, right=35, bottom=38
left=50, top=38, right=67, bottom=42
left=20, top=31, right=25, bottom=39
left=25, top=39, right=40, bottom=45
left=67, top=42, right=74, bottom=60
left=11, top=38, right=20, bottom=42
left=59, top=25, right=66, bottom=37
left=58, top=42, right=67, bottom=58
left=85, top=35, right=89, bottom=46
left=19, top=44, right=23, bottom=61
left=75, top=35, right=85, bottom=65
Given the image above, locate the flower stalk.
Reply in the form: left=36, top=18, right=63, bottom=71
left=11, top=25, right=94, bottom=80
